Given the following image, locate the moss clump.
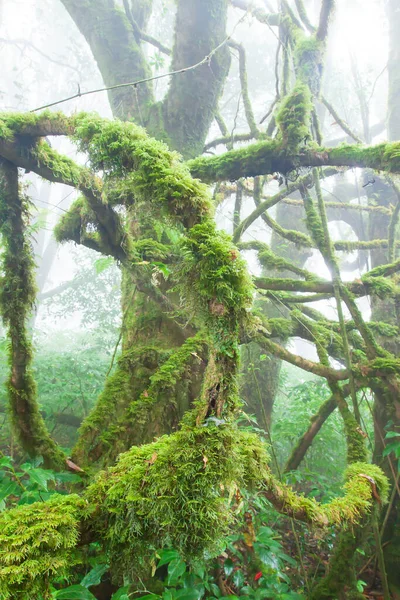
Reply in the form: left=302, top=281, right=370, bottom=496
left=85, top=425, right=269, bottom=580
left=179, top=219, right=253, bottom=324
left=0, top=495, right=85, bottom=599
left=360, top=275, right=396, bottom=298
left=325, top=462, right=389, bottom=523
left=265, top=317, right=295, bottom=339
left=71, top=113, right=211, bottom=228
left=295, top=37, right=324, bottom=95
left=96, top=334, right=209, bottom=458
left=276, top=82, right=312, bottom=153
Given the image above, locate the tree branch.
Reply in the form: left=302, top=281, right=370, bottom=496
left=316, top=0, right=336, bottom=42
left=188, top=139, right=400, bottom=182
left=230, top=0, right=281, bottom=26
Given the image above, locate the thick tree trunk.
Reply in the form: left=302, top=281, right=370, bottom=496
left=162, top=0, right=230, bottom=159
left=60, top=0, right=153, bottom=121
left=65, top=0, right=231, bottom=465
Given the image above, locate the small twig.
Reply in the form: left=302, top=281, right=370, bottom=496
left=122, top=0, right=171, bottom=55
left=321, top=96, right=363, bottom=143
left=0, top=37, right=81, bottom=73
left=106, top=286, right=137, bottom=378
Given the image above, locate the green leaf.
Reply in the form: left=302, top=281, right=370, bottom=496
left=53, top=585, right=97, bottom=599
left=94, top=257, right=114, bottom=274
left=233, top=569, right=244, bottom=590
left=0, top=456, right=13, bottom=469
left=157, top=549, right=181, bottom=567
left=383, top=441, right=400, bottom=457
left=111, top=586, right=130, bottom=600
left=80, top=564, right=109, bottom=588
left=224, top=558, right=234, bottom=577
left=0, top=479, right=20, bottom=501
left=174, top=590, right=203, bottom=600
left=27, top=468, right=55, bottom=491
left=385, top=431, right=400, bottom=439
left=167, top=559, right=186, bottom=585
left=151, top=262, right=171, bottom=278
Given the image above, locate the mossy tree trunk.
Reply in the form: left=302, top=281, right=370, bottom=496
left=0, top=159, right=65, bottom=468
left=59, top=0, right=231, bottom=466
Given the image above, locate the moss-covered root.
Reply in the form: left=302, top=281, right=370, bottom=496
left=0, top=495, right=85, bottom=600
left=0, top=159, right=65, bottom=469
left=310, top=525, right=366, bottom=600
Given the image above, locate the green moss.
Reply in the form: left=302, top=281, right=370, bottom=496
left=295, top=37, right=324, bottom=94
left=0, top=494, right=85, bottom=599
left=71, top=113, right=211, bottom=228
left=276, top=82, right=312, bottom=153
left=0, top=110, right=70, bottom=140
left=85, top=425, right=270, bottom=579
left=0, top=161, right=65, bottom=468
left=73, top=345, right=170, bottom=466
left=96, top=333, right=209, bottom=459
left=302, top=187, right=327, bottom=252
left=361, top=275, right=396, bottom=298
left=265, top=317, right=295, bottom=339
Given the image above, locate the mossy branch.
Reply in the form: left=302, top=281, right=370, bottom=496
left=0, top=159, right=65, bottom=469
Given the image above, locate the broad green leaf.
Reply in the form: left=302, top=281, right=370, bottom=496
left=0, top=479, right=20, bottom=502
left=383, top=441, right=400, bottom=457
left=27, top=468, right=55, bottom=491
left=223, top=558, right=234, bottom=576
left=80, top=564, right=109, bottom=588
left=167, top=559, right=186, bottom=585
left=111, top=585, right=130, bottom=599
left=174, top=589, right=203, bottom=600
left=0, top=456, right=13, bottom=469
left=53, top=585, right=97, bottom=599
left=385, top=431, right=400, bottom=439
left=232, top=570, right=244, bottom=590
left=157, top=549, right=181, bottom=567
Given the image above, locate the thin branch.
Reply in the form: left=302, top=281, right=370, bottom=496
left=0, top=37, right=81, bottom=73
left=252, top=332, right=348, bottom=381
left=316, top=0, right=336, bottom=42
left=293, top=0, right=316, bottom=33
left=122, top=0, right=171, bottom=55
left=228, top=40, right=259, bottom=136
left=203, top=131, right=255, bottom=152
left=321, top=96, right=363, bottom=144
left=230, top=0, right=281, bottom=26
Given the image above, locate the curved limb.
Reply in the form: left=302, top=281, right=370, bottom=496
left=0, top=159, right=65, bottom=469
